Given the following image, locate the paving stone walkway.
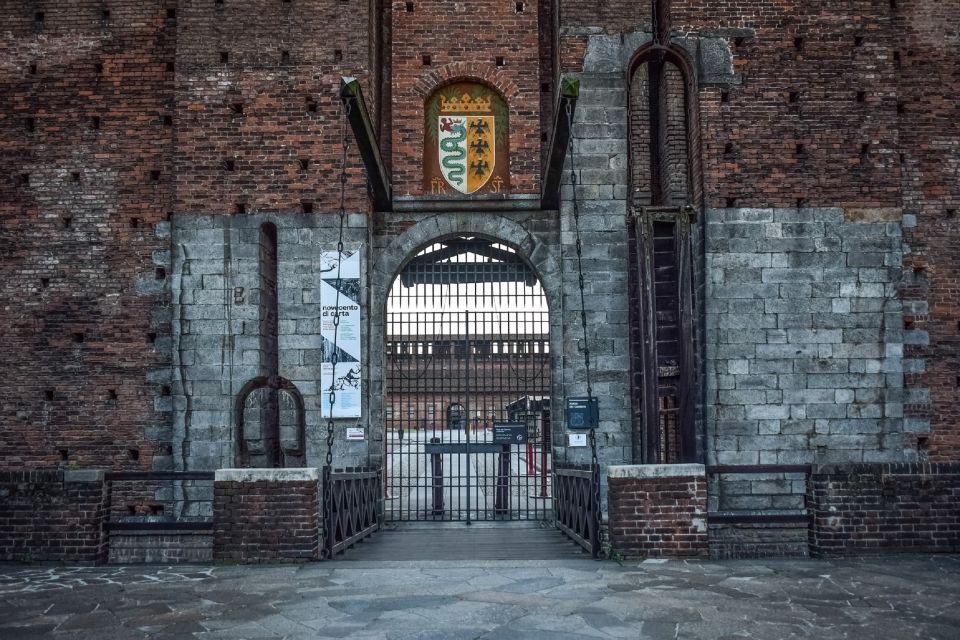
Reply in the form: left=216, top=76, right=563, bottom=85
left=1, top=555, right=958, bottom=639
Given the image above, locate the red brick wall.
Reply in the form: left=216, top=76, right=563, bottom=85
left=389, top=0, right=543, bottom=196
left=562, top=1, right=903, bottom=209
left=607, top=468, right=708, bottom=558
left=173, top=0, right=370, bottom=215
left=896, top=2, right=960, bottom=460
left=808, top=463, right=960, bottom=556
left=0, top=2, right=175, bottom=470
left=213, top=478, right=319, bottom=562
left=0, top=470, right=110, bottom=563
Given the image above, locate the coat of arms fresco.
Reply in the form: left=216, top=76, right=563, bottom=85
left=424, top=82, right=510, bottom=196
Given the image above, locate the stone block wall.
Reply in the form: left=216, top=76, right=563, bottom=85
left=213, top=468, right=320, bottom=563
left=607, top=465, right=708, bottom=558
left=169, top=213, right=369, bottom=472
left=108, top=531, right=213, bottom=564
left=808, top=462, right=960, bottom=556
left=0, top=470, right=109, bottom=564
left=705, top=207, right=907, bottom=468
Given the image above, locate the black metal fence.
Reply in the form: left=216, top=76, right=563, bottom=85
left=325, top=467, right=381, bottom=557
left=554, top=465, right=600, bottom=557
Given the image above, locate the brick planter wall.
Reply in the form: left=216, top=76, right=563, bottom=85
left=607, top=465, right=708, bottom=558
left=213, top=468, right=320, bottom=563
left=0, top=469, right=109, bottom=564
left=808, top=463, right=960, bottom=556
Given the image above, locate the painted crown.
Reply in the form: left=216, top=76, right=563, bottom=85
left=439, top=93, right=493, bottom=114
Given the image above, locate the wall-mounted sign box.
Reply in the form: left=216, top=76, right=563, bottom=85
left=492, top=422, right=528, bottom=445
left=566, top=396, right=598, bottom=430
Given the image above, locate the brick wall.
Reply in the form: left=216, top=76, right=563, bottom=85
left=0, top=2, right=175, bottom=471
left=607, top=465, right=708, bottom=558
left=0, top=470, right=109, bottom=563
left=808, top=462, right=960, bottom=556
left=213, top=468, right=320, bottom=563
left=390, top=0, right=543, bottom=196
left=896, top=2, right=960, bottom=460
left=173, top=0, right=370, bottom=215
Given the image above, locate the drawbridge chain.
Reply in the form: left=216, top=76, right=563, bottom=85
left=566, top=100, right=603, bottom=556
left=321, top=98, right=351, bottom=559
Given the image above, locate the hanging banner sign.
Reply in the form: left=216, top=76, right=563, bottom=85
left=319, top=250, right=362, bottom=418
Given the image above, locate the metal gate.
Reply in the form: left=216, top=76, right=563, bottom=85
left=385, top=237, right=552, bottom=522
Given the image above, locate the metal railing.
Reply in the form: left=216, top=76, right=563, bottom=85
left=325, top=467, right=381, bottom=557
left=554, top=465, right=600, bottom=557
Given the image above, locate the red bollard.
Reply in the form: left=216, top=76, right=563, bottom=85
left=527, top=442, right=535, bottom=476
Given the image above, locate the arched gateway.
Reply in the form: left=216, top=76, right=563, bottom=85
left=383, top=235, right=553, bottom=522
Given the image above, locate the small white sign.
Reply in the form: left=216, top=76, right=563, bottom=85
left=568, top=433, right=588, bottom=447
left=346, top=427, right=365, bottom=441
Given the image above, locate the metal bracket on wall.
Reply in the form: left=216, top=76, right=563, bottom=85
left=340, top=76, right=392, bottom=212
left=541, top=76, right=580, bottom=211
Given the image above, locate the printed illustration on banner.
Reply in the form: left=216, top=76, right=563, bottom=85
left=319, top=250, right=362, bottom=418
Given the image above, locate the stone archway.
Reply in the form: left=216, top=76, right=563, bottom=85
left=368, top=214, right=562, bottom=468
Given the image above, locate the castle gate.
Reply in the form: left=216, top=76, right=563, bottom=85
left=384, top=236, right=552, bottom=522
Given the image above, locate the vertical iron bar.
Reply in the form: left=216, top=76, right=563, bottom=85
left=465, top=308, right=471, bottom=525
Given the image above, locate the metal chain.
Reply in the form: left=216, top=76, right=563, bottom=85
left=567, top=99, right=603, bottom=557
left=321, top=98, right=351, bottom=559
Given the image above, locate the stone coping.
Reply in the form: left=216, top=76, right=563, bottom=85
left=64, top=469, right=106, bottom=483
left=215, top=468, right=320, bottom=483
left=607, top=464, right=705, bottom=479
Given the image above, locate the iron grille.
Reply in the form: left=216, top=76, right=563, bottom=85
left=385, top=237, right=552, bottom=521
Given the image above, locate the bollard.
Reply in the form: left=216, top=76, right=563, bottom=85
left=495, top=444, right=510, bottom=515
left=430, top=436, right=444, bottom=515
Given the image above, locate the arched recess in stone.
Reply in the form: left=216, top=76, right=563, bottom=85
left=627, top=43, right=704, bottom=207
left=234, top=376, right=306, bottom=468
left=368, top=214, right=562, bottom=461
left=626, top=42, right=705, bottom=466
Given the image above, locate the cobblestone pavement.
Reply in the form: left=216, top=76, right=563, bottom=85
left=1, top=556, right=958, bottom=639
